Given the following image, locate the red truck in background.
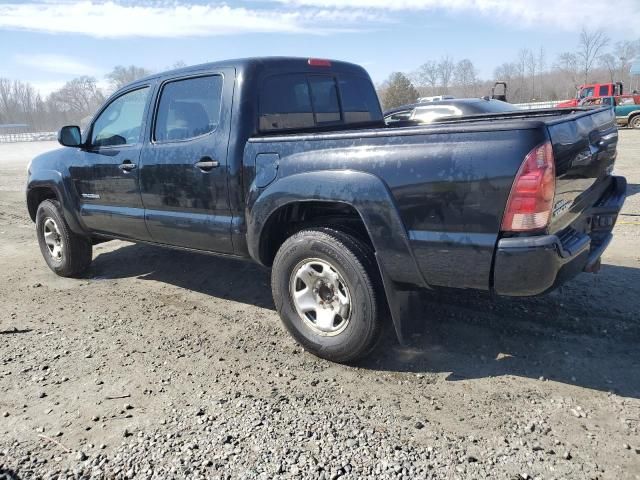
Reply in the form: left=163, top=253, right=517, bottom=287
left=556, top=82, right=624, bottom=107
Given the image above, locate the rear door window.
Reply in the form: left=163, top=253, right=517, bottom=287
left=598, top=85, right=610, bottom=96
left=154, top=75, right=222, bottom=142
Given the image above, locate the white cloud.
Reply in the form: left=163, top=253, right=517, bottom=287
left=274, top=0, right=640, bottom=31
left=15, top=54, right=101, bottom=76
left=2, top=0, right=636, bottom=41
left=0, top=1, right=375, bottom=38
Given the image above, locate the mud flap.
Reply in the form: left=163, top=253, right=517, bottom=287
left=376, top=253, right=425, bottom=345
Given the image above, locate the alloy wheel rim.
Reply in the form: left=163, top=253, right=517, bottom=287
left=43, top=217, right=63, bottom=261
left=289, top=258, right=352, bottom=336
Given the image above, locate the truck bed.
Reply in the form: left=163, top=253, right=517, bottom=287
left=247, top=106, right=618, bottom=293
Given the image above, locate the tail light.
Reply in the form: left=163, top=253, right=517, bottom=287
left=501, top=141, right=556, bottom=232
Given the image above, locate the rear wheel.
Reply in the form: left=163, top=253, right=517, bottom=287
left=36, top=200, right=92, bottom=277
left=271, top=228, right=382, bottom=363
left=630, top=115, right=640, bottom=129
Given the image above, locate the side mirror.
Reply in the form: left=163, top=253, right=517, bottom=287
left=58, top=125, right=82, bottom=147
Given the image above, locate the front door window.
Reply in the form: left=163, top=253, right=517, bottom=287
left=91, top=87, right=150, bottom=147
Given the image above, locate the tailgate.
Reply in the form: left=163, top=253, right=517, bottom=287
left=546, top=107, right=618, bottom=234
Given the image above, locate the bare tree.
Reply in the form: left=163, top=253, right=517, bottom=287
left=513, top=49, right=532, bottom=102
left=525, top=49, right=538, bottom=100
left=437, top=56, right=455, bottom=94
left=494, top=62, right=518, bottom=81
left=414, top=60, right=439, bottom=95
left=554, top=52, right=580, bottom=95
left=536, top=47, right=546, bottom=100
left=599, top=53, right=617, bottom=83
left=105, top=65, right=152, bottom=91
left=453, top=59, right=478, bottom=97
left=610, top=40, right=640, bottom=89
left=49, top=77, right=104, bottom=118
left=380, top=72, right=419, bottom=110
left=576, top=27, right=609, bottom=84
left=0, top=77, right=100, bottom=130
left=0, top=78, right=41, bottom=127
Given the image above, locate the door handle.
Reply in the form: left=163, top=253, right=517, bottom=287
left=119, top=160, right=136, bottom=171
left=195, top=157, right=219, bottom=171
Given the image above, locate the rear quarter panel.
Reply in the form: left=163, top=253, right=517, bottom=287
left=246, top=126, right=545, bottom=290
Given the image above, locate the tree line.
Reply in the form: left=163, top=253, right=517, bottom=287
left=380, top=28, right=640, bottom=110
left=0, top=64, right=185, bottom=132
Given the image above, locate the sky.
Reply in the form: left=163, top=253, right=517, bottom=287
left=1, top=0, right=639, bottom=96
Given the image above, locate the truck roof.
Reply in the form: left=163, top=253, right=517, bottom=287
left=127, top=57, right=369, bottom=89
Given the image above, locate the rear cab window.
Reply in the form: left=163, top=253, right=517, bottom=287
left=309, top=76, right=341, bottom=125
left=259, top=73, right=383, bottom=133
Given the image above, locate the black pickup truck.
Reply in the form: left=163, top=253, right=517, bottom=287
left=26, top=57, right=626, bottom=363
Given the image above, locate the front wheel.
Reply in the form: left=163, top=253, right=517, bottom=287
left=271, top=228, right=383, bottom=363
left=630, top=115, right=640, bottom=130
left=36, top=200, right=92, bottom=277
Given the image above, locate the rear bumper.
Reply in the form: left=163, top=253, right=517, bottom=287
left=493, top=175, right=626, bottom=296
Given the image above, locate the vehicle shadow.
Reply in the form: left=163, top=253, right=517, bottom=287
left=91, top=243, right=640, bottom=398
left=90, top=243, right=274, bottom=309
left=361, top=264, right=640, bottom=398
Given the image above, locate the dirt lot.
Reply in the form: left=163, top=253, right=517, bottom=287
left=1, top=132, right=639, bottom=479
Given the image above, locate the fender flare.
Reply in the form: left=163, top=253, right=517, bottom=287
left=27, top=169, right=86, bottom=236
left=247, top=170, right=429, bottom=343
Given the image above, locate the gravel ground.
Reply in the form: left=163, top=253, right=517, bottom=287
left=1, top=131, right=639, bottom=480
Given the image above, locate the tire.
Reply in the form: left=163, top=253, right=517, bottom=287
left=630, top=115, right=640, bottom=130
left=35, top=199, right=92, bottom=277
left=271, top=227, right=383, bottom=363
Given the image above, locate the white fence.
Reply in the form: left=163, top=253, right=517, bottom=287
left=0, top=132, right=57, bottom=143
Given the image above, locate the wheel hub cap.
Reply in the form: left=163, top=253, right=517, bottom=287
left=43, top=218, right=63, bottom=261
left=290, top=259, right=352, bottom=336
left=318, top=283, right=334, bottom=301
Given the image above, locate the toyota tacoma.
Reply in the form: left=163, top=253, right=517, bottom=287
left=26, top=57, right=626, bottom=363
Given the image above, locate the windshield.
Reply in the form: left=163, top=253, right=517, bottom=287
left=579, top=87, right=595, bottom=99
